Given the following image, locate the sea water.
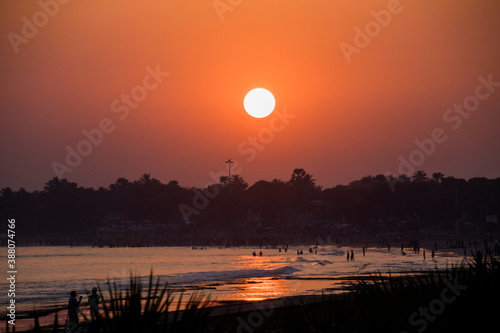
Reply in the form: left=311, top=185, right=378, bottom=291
left=0, top=245, right=464, bottom=314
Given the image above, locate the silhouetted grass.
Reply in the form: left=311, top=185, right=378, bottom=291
left=26, top=271, right=213, bottom=333
left=94, top=272, right=213, bottom=333
left=283, top=251, right=500, bottom=333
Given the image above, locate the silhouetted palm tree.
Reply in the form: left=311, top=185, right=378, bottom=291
left=110, top=178, right=131, bottom=191
left=138, top=173, right=161, bottom=188
left=1, top=170, right=499, bottom=242
left=231, top=174, right=248, bottom=190
left=43, top=177, right=78, bottom=193
left=432, top=172, right=444, bottom=183
left=139, top=173, right=152, bottom=185
left=0, top=187, right=14, bottom=197
left=412, top=170, right=429, bottom=183
left=290, top=168, right=315, bottom=187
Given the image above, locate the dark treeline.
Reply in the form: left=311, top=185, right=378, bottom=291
left=1, top=169, right=499, bottom=244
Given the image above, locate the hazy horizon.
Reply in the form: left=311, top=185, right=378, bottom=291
left=3, top=168, right=500, bottom=193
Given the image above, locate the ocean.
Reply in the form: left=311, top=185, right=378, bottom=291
left=1, top=244, right=465, bottom=317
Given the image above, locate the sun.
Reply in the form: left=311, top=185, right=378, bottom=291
left=244, top=88, right=275, bottom=118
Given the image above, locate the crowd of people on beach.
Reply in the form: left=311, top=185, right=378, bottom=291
left=244, top=236, right=492, bottom=264
left=248, top=246, right=443, bottom=263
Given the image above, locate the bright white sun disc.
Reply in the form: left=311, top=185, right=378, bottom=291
left=244, top=88, right=275, bottom=118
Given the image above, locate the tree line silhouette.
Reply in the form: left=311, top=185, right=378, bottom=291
left=1, top=169, right=499, bottom=242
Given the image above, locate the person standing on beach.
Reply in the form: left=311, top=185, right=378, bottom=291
left=351, top=250, right=354, bottom=261
left=423, top=249, right=426, bottom=261
left=431, top=249, right=435, bottom=261
left=362, top=246, right=365, bottom=256
left=68, top=291, right=82, bottom=326
left=88, top=287, right=101, bottom=321
left=346, top=251, right=350, bottom=261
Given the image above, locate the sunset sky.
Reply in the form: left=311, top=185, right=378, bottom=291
left=1, top=0, right=499, bottom=191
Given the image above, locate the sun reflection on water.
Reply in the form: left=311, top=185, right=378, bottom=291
left=227, top=254, right=297, bottom=301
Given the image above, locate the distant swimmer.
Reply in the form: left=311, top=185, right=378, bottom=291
left=259, top=251, right=263, bottom=256
left=252, top=251, right=256, bottom=256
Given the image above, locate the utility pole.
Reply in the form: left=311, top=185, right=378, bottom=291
left=225, top=158, right=234, bottom=181
left=225, top=158, right=234, bottom=197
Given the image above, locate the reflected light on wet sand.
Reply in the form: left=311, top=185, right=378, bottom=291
left=233, top=277, right=291, bottom=302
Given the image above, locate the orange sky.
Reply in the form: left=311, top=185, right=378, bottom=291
left=1, top=0, right=500, bottom=190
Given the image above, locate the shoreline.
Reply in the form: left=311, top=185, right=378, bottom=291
left=5, top=266, right=470, bottom=332
left=10, top=228, right=497, bottom=248
left=3, top=239, right=491, bottom=332
left=6, top=294, right=325, bottom=332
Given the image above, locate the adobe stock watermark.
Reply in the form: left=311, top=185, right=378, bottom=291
left=7, top=0, right=71, bottom=54
left=237, top=107, right=296, bottom=162
left=178, top=107, right=296, bottom=223
left=340, top=0, right=411, bottom=64
left=178, top=158, right=243, bottom=224
left=401, top=277, right=467, bottom=333
left=213, top=0, right=243, bottom=21
left=51, top=64, right=169, bottom=178
left=386, top=73, right=499, bottom=192
left=236, top=301, right=274, bottom=333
